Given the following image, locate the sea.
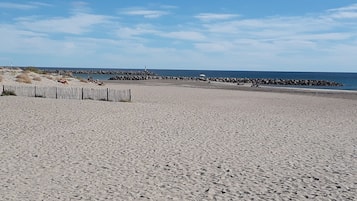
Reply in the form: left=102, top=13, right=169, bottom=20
left=40, top=67, right=357, bottom=91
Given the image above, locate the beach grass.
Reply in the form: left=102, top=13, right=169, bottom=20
left=44, top=75, right=54, bottom=80
left=1, top=90, right=16, bottom=96
left=25, top=66, right=44, bottom=74
left=79, top=78, right=88, bottom=83
left=33, top=76, right=42, bottom=81
left=16, top=73, right=32, bottom=84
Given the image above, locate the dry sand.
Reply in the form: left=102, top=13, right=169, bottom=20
left=0, top=69, right=357, bottom=200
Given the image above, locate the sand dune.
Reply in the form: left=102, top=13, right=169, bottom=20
left=0, top=67, right=101, bottom=88
left=0, top=69, right=356, bottom=200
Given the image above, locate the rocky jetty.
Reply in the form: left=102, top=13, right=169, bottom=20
left=108, top=75, right=343, bottom=87
left=37, top=68, right=343, bottom=87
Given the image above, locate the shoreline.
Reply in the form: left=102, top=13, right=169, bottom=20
left=104, top=79, right=357, bottom=100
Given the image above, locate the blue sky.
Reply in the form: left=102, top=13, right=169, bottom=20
left=1, top=1, right=357, bottom=72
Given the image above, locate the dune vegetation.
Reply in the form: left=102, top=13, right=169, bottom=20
left=16, top=73, right=32, bottom=84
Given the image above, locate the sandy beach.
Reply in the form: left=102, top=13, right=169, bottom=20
left=1, top=69, right=356, bottom=200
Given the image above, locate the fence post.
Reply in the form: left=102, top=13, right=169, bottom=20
left=56, top=87, right=58, bottom=99
left=107, top=88, right=109, bottom=101
left=129, top=89, right=131, bottom=102
left=82, top=87, right=84, bottom=100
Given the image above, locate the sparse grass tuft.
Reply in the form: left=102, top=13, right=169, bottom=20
left=119, top=99, right=131, bottom=103
left=45, top=75, right=54, bottom=80
left=16, top=73, right=32, bottom=84
left=1, top=90, right=16, bottom=96
left=25, top=66, right=43, bottom=74
left=33, top=76, right=42, bottom=81
left=79, top=78, right=88, bottom=83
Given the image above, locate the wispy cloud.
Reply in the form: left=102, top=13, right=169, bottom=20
left=16, top=13, right=113, bottom=35
left=160, top=31, right=206, bottom=41
left=120, top=8, right=169, bottom=18
left=189, top=3, right=357, bottom=64
left=29, top=2, right=52, bottom=7
left=0, top=2, right=50, bottom=10
left=159, top=5, right=178, bottom=9
left=194, top=41, right=236, bottom=52
left=328, top=3, right=357, bottom=12
left=0, top=2, right=37, bottom=10
left=195, top=13, right=239, bottom=21
left=70, top=1, right=91, bottom=13
left=116, top=24, right=159, bottom=40
left=327, top=3, right=357, bottom=19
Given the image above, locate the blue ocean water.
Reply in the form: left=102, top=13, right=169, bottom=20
left=40, top=67, right=357, bottom=91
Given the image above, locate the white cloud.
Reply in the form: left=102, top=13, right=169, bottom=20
left=328, top=3, right=357, bottom=12
left=195, top=13, right=239, bottom=21
left=329, top=11, right=357, bottom=19
left=327, top=4, right=357, bottom=19
left=28, top=2, right=52, bottom=7
left=116, top=24, right=159, bottom=39
left=71, top=1, right=88, bottom=7
left=288, top=33, right=352, bottom=41
left=0, top=2, right=37, bottom=10
left=159, top=5, right=178, bottom=9
left=202, top=16, right=333, bottom=36
left=70, top=1, right=91, bottom=13
left=120, top=8, right=169, bottom=18
left=160, top=31, right=206, bottom=41
left=194, top=42, right=235, bottom=52
left=16, top=13, right=113, bottom=35
left=0, top=25, right=60, bottom=54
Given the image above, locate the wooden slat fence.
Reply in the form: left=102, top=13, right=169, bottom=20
left=1, top=85, right=131, bottom=102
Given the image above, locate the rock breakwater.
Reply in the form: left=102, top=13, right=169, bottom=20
left=108, top=75, right=343, bottom=87
left=38, top=69, right=343, bottom=87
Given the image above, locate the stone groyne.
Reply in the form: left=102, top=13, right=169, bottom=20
left=108, top=75, right=343, bottom=87
left=37, top=69, right=343, bottom=87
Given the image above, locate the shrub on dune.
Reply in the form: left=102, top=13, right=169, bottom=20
left=25, top=66, right=43, bottom=74
left=79, top=78, right=88, bottom=83
left=45, top=75, right=54, bottom=80
left=16, top=73, right=32, bottom=84
left=1, top=90, right=16, bottom=96
left=33, top=76, right=41, bottom=81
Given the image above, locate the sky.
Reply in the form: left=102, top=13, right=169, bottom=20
left=1, top=1, right=357, bottom=72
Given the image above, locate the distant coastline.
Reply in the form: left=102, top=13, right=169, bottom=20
left=36, top=68, right=343, bottom=88
left=2, top=66, right=357, bottom=90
